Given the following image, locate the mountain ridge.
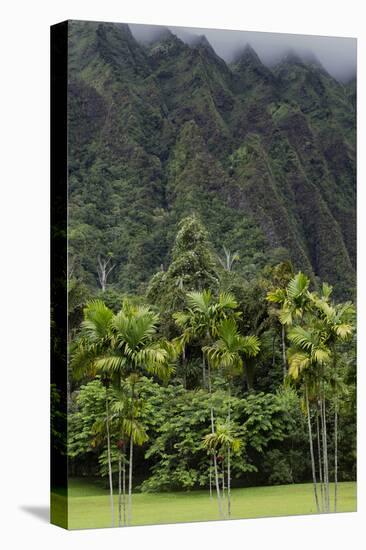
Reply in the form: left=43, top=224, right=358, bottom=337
left=67, top=21, right=356, bottom=299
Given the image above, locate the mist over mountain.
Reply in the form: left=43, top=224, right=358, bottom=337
left=67, top=20, right=356, bottom=299
left=129, top=23, right=357, bottom=83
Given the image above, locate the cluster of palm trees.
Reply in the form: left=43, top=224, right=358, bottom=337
left=174, top=290, right=260, bottom=518
left=72, top=299, right=176, bottom=527
left=71, top=272, right=354, bottom=526
left=268, top=273, right=355, bottom=513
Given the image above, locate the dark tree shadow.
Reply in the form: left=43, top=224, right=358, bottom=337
left=20, top=506, right=49, bottom=523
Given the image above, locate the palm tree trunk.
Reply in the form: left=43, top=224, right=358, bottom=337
left=334, top=353, right=339, bottom=513
left=105, top=388, right=114, bottom=527
left=227, top=445, right=231, bottom=519
left=213, top=451, right=223, bottom=517
left=123, top=444, right=126, bottom=527
left=227, top=382, right=231, bottom=518
left=281, top=324, right=287, bottom=381
left=305, top=385, right=320, bottom=513
left=334, top=403, right=338, bottom=512
left=208, top=361, right=223, bottom=518
left=202, top=352, right=206, bottom=388
left=118, top=453, right=122, bottom=527
left=323, top=397, right=330, bottom=512
left=316, top=406, right=324, bottom=512
left=128, top=433, right=133, bottom=526
left=209, top=456, right=213, bottom=499
left=320, top=394, right=330, bottom=512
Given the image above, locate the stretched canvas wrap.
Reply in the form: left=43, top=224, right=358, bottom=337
left=51, top=20, right=357, bottom=530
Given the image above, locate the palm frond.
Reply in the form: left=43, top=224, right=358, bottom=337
left=186, top=290, right=211, bottom=313
left=267, top=288, right=286, bottom=304
left=287, top=272, right=310, bottom=300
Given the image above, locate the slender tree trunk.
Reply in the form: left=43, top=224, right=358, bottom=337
left=305, top=385, right=320, bottom=513
left=334, top=403, right=338, bottom=512
left=213, top=451, right=223, bottom=517
left=122, top=444, right=126, bottom=527
left=334, top=354, right=338, bottom=513
left=227, top=445, right=231, bottom=518
left=272, top=333, right=276, bottom=368
left=128, top=382, right=135, bottom=526
left=128, top=433, right=133, bottom=526
left=202, top=352, right=206, bottom=388
left=208, top=361, right=223, bottom=518
left=323, top=397, right=330, bottom=512
left=316, top=406, right=324, bottom=512
left=118, top=453, right=122, bottom=527
left=105, top=388, right=114, bottom=527
left=320, top=393, right=330, bottom=512
left=209, top=456, right=213, bottom=499
left=227, top=382, right=231, bottom=518
left=281, top=324, right=287, bottom=381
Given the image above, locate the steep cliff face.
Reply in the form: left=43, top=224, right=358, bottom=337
left=67, top=21, right=356, bottom=298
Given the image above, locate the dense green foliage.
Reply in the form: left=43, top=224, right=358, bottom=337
left=67, top=22, right=356, bottom=300
left=64, top=22, right=356, bottom=527
left=67, top=219, right=356, bottom=508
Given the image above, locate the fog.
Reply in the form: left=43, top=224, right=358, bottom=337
left=129, top=23, right=356, bottom=83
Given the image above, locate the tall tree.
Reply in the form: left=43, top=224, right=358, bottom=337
left=267, top=270, right=309, bottom=380
left=95, top=300, right=176, bottom=524
left=204, top=318, right=260, bottom=516
left=71, top=300, right=115, bottom=527
left=147, top=215, right=219, bottom=317
left=174, top=290, right=240, bottom=515
left=285, top=279, right=355, bottom=513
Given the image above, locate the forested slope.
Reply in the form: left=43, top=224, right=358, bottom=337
left=67, top=21, right=356, bottom=299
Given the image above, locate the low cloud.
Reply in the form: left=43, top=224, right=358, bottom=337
left=129, top=23, right=356, bottom=82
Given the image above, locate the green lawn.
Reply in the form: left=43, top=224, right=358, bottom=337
left=51, top=479, right=356, bottom=529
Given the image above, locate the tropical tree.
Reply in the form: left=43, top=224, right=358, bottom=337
left=174, top=290, right=240, bottom=512
left=287, top=324, right=331, bottom=512
left=111, top=379, right=148, bottom=527
left=203, top=318, right=260, bottom=516
left=267, top=271, right=310, bottom=380
left=307, top=288, right=355, bottom=510
left=203, top=421, right=241, bottom=518
left=147, top=215, right=219, bottom=315
left=218, top=246, right=240, bottom=272
left=94, top=299, right=176, bottom=524
left=285, top=280, right=355, bottom=513
left=174, top=290, right=239, bottom=386
left=71, top=300, right=116, bottom=527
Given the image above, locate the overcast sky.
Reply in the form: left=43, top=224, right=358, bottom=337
left=129, top=23, right=356, bottom=82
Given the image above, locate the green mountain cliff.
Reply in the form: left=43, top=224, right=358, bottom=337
left=67, top=21, right=356, bottom=299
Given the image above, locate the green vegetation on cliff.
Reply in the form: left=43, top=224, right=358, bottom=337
left=67, top=21, right=356, bottom=300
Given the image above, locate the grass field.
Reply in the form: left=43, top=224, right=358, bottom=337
left=51, top=478, right=356, bottom=529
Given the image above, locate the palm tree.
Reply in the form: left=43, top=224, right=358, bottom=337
left=203, top=422, right=241, bottom=519
left=174, top=290, right=239, bottom=386
left=271, top=274, right=355, bottom=513
left=203, top=318, right=260, bottom=517
left=267, top=272, right=311, bottom=380
left=218, top=246, right=240, bottom=272
left=174, top=291, right=239, bottom=512
left=111, top=378, right=149, bottom=527
left=95, top=300, right=176, bottom=525
left=308, top=289, right=355, bottom=511
left=287, top=321, right=331, bottom=512
left=71, top=300, right=116, bottom=527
